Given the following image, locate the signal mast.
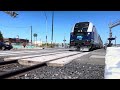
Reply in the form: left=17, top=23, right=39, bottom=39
left=108, top=20, right=120, bottom=46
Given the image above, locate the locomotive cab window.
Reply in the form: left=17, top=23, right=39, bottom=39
left=82, top=27, right=88, bottom=31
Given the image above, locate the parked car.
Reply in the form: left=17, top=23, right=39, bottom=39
left=0, top=42, right=13, bottom=50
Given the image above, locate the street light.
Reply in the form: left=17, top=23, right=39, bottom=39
left=30, top=26, right=32, bottom=45
left=51, top=11, right=54, bottom=48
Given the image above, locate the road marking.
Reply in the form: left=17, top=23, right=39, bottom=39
left=4, top=51, right=70, bottom=61
left=47, top=52, right=90, bottom=67
left=89, top=55, right=105, bottom=59
left=18, top=52, right=81, bottom=66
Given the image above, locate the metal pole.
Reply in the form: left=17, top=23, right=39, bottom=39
left=64, top=33, right=66, bottom=48
left=109, top=28, right=112, bottom=46
left=46, top=19, right=47, bottom=48
left=44, top=12, right=47, bottom=48
left=31, top=26, right=32, bottom=45
left=110, top=28, right=112, bottom=38
left=51, top=11, right=54, bottom=47
left=36, top=35, right=37, bottom=47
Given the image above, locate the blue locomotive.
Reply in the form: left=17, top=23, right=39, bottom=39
left=69, top=22, right=103, bottom=51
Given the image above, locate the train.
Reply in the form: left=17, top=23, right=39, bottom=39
left=69, top=22, right=103, bottom=51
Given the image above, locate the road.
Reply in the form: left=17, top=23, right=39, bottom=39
left=0, top=48, right=106, bottom=79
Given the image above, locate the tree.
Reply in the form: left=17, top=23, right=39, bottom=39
left=0, top=31, right=4, bottom=42
left=33, top=33, right=37, bottom=46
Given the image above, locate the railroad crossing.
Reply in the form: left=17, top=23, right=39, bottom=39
left=0, top=48, right=105, bottom=79
left=0, top=48, right=105, bottom=66
left=0, top=48, right=89, bottom=66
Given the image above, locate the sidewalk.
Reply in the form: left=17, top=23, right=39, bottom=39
left=104, top=47, right=120, bottom=79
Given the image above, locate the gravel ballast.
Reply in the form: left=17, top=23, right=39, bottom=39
left=14, top=60, right=105, bottom=79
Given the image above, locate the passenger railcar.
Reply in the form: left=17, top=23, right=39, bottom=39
left=69, top=22, right=103, bottom=51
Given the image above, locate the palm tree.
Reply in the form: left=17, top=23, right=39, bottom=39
left=33, top=33, right=37, bottom=46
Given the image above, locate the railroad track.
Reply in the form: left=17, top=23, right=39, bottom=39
left=0, top=60, right=18, bottom=65
left=0, top=49, right=90, bottom=79
left=0, top=52, right=88, bottom=79
left=0, top=61, right=46, bottom=79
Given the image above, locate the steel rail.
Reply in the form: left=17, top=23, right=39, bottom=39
left=0, top=60, right=18, bottom=65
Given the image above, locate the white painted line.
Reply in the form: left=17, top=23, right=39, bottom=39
left=0, top=50, right=61, bottom=57
left=0, top=49, right=69, bottom=56
left=0, top=50, right=42, bottom=54
left=47, top=52, right=90, bottom=67
left=18, top=52, right=81, bottom=66
left=4, top=51, right=70, bottom=61
left=89, top=55, right=105, bottom=59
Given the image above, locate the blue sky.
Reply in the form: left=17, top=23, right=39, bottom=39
left=0, top=11, right=120, bottom=44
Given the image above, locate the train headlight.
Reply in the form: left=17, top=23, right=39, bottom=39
left=70, top=42, right=75, bottom=45
left=85, top=41, right=90, bottom=45
left=88, top=33, right=90, bottom=35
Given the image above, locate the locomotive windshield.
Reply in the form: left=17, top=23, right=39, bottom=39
left=73, top=22, right=91, bottom=40
left=74, top=22, right=89, bottom=34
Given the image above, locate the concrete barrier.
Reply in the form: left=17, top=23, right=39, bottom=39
left=104, top=47, right=120, bottom=79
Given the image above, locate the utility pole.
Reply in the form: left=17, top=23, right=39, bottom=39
left=31, top=26, right=32, bottom=45
left=108, top=27, right=113, bottom=46
left=44, top=11, right=48, bottom=48
left=63, top=33, right=66, bottom=48
left=51, top=11, right=54, bottom=47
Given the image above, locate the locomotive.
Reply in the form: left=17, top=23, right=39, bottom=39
left=69, top=22, right=103, bottom=51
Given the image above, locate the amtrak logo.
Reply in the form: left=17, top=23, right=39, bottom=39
left=77, top=36, right=82, bottom=40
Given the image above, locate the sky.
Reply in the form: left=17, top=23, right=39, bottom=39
left=0, top=11, right=120, bottom=44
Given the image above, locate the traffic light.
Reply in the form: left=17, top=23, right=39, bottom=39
left=3, top=11, right=18, bottom=18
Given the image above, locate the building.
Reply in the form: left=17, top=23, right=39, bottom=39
left=4, top=38, right=29, bottom=44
